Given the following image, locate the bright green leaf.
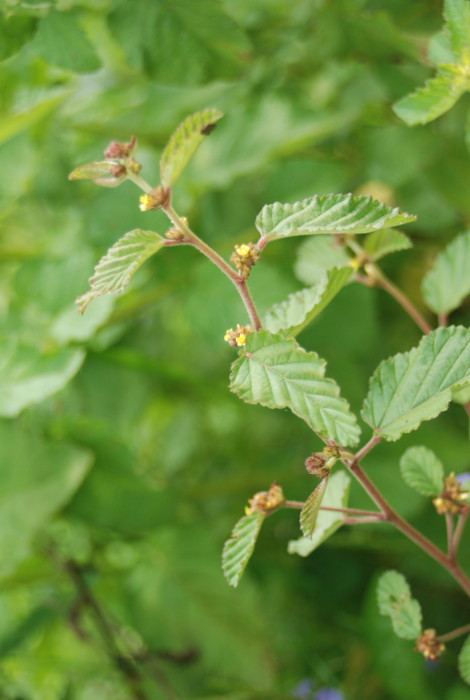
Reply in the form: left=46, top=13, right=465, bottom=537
left=458, top=635, right=470, bottom=685
left=288, top=471, right=350, bottom=557
left=230, top=331, right=360, bottom=446
left=222, top=512, right=265, bottom=587
left=428, top=30, right=458, bottom=65
left=363, top=229, right=412, bottom=262
left=361, top=326, right=470, bottom=441
left=0, top=91, right=69, bottom=146
left=377, top=571, right=423, bottom=640
left=33, top=10, right=101, bottom=73
left=295, top=235, right=351, bottom=285
left=255, top=194, right=416, bottom=242
left=443, top=0, right=470, bottom=60
left=300, top=478, right=329, bottom=538
left=76, top=229, right=165, bottom=312
left=160, top=108, right=223, bottom=187
left=421, top=230, right=470, bottom=315
left=264, top=266, right=353, bottom=337
left=399, top=446, right=444, bottom=497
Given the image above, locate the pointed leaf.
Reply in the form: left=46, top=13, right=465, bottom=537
left=363, top=229, right=412, bottom=262
left=421, top=230, right=470, bottom=315
left=160, top=108, right=223, bottom=187
left=77, top=229, right=164, bottom=312
left=458, top=635, right=470, bottom=685
left=399, top=446, right=444, bottom=497
left=222, top=512, right=265, bottom=588
left=230, top=331, right=360, bottom=447
left=33, top=10, right=101, bottom=73
left=361, top=326, right=470, bottom=441
left=295, top=235, right=351, bottom=285
left=68, top=161, right=116, bottom=181
left=264, top=267, right=353, bottom=337
left=443, top=0, right=470, bottom=60
left=377, top=571, right=423, bottom=640
left=255, top=194, right=416, bottom=242
left=288, top=471, right=350, bottom=557
left=300, top=478, right=329, bottom=537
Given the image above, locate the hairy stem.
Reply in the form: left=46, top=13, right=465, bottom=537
left=438, top=623, right=470, bottom=643
left=283, top=500, right=382, bottom=517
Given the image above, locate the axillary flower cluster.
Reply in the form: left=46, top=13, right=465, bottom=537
left=230, top=242, right=259, bottom=277
left=224, top=324, right=252, bottom=348
left=433, top=473, right=469, bottom=515
left=245, top=483, right=285, bottom=515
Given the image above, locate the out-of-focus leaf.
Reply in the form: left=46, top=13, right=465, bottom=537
left=33, top=10, right=101, bottom=73
left=361, top=327, right=470, bottom=440
left=377, top=571, right=422, bottom=640
left=428, top=30, right=458, bottom=65
left=295, top=235, right=351, bottom=286
left=256, top=194, right=416, bottom=241
left=0, top=608, right=55, bottom=659
left=230, top=331, right=360, bottom=446
left=0, top=14, right=38, bottom=61
left=399, top=446, right=444, bottom=496
left=363, top=229, right=412, bottom=262
left=443, top=0, right=470, bottom=59
left=288, top=471, right=350, bottom=557
left=76, top=229, right=164, bottom=312
left=68, top=161, right=116, bottom=181
left=264, top=266, right=353, bottom=337
left=421, top=231, right=470, bottom=315
left=300, top=478, right=328, bottom=538
left=0, top=91, right=69, bottom=145
left=222, top=512, right=265, bottom=587
left=458, top=635, right=470, bottom=685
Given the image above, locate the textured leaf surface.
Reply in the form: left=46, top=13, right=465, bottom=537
left=363, top=229, right=412, bottom=261
left=362, top=326, right=470, bottom=440
left=458, top=635, right=470, bottom=685
left=160, top=108, right=223, bottom=187
left=300, top=478, right=329, bottom=537
left=230, top=332, right=360, bottom=446
left=295, top=235, right=351, bottom=285
left=444, top=0, right=470, bottom=59
left=288, top=471, right=350, bottom=557
left=222, top=512, right=265, bottom=587
left=77, top=229, right=164, bottom=312
left=68, top=161, right=116, bottom=181
left=377, top=571, right=422, bottom=640
left=256, top=194, right=416, bottom=241
left=399, top=446, right=444, bottom=496
left=264, top=267, right=353, bottom=337
left=421, top=230, right=470, bottom=314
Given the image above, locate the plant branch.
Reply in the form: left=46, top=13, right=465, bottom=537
left=283, top=500, right=382, bottom=517
left=446, top=513, right=454, bottom=558
left=437, top=623, right=470, bottom=643
left=451, top=507, right=469, bottom=559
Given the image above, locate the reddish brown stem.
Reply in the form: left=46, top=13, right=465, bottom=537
left=438, top=623, right=470, bottom=643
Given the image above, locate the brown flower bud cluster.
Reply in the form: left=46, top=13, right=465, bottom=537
left=245, top=483, right=285, bottom=515
left=224, top=324, right=252, bottom=348
left=432, top=472, right=469, bottom=515
left=165, top=217, right=188, bottom=242
left=104, top=135, right=136, bottom=159
left=230, top=242, right=259, bottom=277
left=139, top=185, right=170, bottom=212
left=414, top=629, right=445, bottom=660
left=305, top=445, right=341, bottom=478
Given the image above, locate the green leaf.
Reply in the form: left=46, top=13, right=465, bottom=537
left=222, top=512, right=265, bottom=587
left=295, top=235, right=351, bottom=286
left=458, top=635, right=470, bottom=685
left=363, top=229, right=412, bottom=262
left=399, top=446, right=444, bottom=497
left=160, top=108, right=223, bottom=187
left=393, top=65, right=470, bottom=126
left=0, top=14, right=38, bottom=61
left=0, top=342, right=85, bottom=418
left=443, top=0, right=470, bottom=60
left=288, top=471, right=350, bottom=557
left=33, top=10, right=101, bottom=73
left=0, top=608, right=56, bottom=659
left=68, top=161, right=117, bottom=181
left=421, top=230, right=470, bottom=315
left=377, top=571, right=423, bottom=640
left=264, top=266, right=353, bottom=337
left=76, top=229, right=165, bottom=312
left=255, top=194, right=416, bottom=242
left=300, top=478, right=329, bottom=538
left=361, top=326, right=470, bottom=441
left=230, top=331, right=360, bottom=447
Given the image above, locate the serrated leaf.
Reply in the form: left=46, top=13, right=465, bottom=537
left=288, top=471, right=350, bottom=557
left=458, top=635, right=470, bottom=685
left=76, top=229, right=164, bottom=312
left=361, top=326, right=470, bottom=441
left=393, top=65, right=470, bottom=126
left=443, top=0, right=470, bottom=60
left=160, top=108, right=223, bottom=187
left=428, top=30, right=458, bottom=65
left=421, top=230, right=470, bottom=315
left=255, top=194, right=416, bottom=241
left=295, top=235, right=351, bottom=286
left=68, top=161, right=116, bottom=181
left=222, top=512, right=265, bottom=587
left=363, top=229, right=412, bottom=262
left=399, top=446, right=444, bottom=497
left=33, top=9, right=101, bottom=73
left=377, top=570, right=422, bottom=640
left=264, top=267, right=353, bottom=337
left=300, top=478, right=329, bottom=537
left=230, top=331, right=360, bottom=447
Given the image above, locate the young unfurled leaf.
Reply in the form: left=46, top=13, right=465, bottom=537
left=222, top=512, right=265, bottom=587
left=295, top=235, right=351, bottom=285
left=458, top=635, right=470, bottom=685
left=264, top=267, right=353, bottom=337
left=255, top=194, right=416, bottom=242
left=377, top=571, right=423, bottom=640
left=68, top=161, right=124, bottom=187
left=399, top=446, right=444, bottom=497
left=288, top=471, right=350, bottom=557
left=363, top=229, right=412, bottom=262
left=160, top=108, right=223, bottom=188
left=300, top=478, right=329, bottom=538
left=230, top=331, right=360, bottom=447
left=361, top=326, right=470, bottom=441
left=76, top=229, right=164, bottom=313
left=421, top=230, right=470, bottom=315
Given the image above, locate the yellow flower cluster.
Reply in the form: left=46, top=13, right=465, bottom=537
left=230, top=242, right=259, bottom=276
left=414, top=629, right=445, bottom=660
left=245, top=483, right=285, bottom=515
left=433, top=472, right=469, bottom=515
left=224, top=324, right=252, bottom=347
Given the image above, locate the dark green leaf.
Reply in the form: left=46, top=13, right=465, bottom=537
left=458, top=635, right=470, bottom=685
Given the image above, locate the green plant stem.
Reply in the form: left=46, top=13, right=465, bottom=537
left=438, top=623, right=470, bottom=643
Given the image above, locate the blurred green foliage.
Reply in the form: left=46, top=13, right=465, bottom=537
left=0, top=0, right=469, bottom=698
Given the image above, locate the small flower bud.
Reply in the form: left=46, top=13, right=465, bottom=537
left=224, top=324, right=252, bottom=348
left=245, top=483, right=285, bottom=514
left=230, top=242, right=260, bottom=277
left=305, top=452, right=335, bottom=478
left=104, top=135, right=136, bottom=159
left=432, top=472, right=469, bottom=515
left=414, top=629, right=445, bottom=661
left=139, top=186, right=169, bottom=212
left=108, top=163, right=127, bottom=178
left=127, top=157, right=142, bottom=174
